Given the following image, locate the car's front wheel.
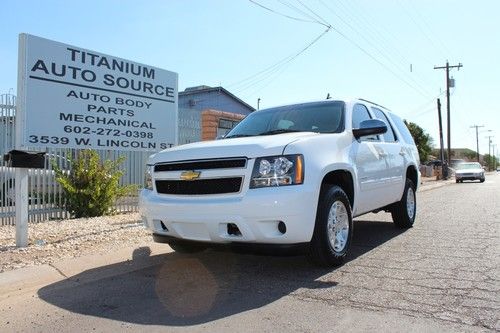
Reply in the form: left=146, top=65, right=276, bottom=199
left=391, top=178, right=416, bottom=228
left=308, top=185, right=353, bottom=267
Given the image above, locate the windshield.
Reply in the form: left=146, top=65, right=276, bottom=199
left=225, top=101, right=345, bottom=138
left=456, top=163, right=482, bottom=170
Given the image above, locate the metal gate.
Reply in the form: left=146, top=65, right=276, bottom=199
left=1, top=94, right=148, bottom=225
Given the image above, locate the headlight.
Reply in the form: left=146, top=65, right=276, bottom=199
left=250, top=154, right=304, bottom=188
left=144, top=165, right=153, bottom=190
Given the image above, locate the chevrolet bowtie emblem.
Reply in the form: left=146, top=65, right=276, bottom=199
left=180, top=170, right=201, bottom=181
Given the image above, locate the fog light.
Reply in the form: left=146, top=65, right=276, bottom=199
left=227, top=223, right=242, bottom=236
left=160, top=221, right=168, bottom=231
left=278, top=221, right=286, bottom=234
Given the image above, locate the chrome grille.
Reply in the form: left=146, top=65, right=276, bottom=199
left=155, top=158, right=247, bottom=172
left=155, top=177, right=243, bottom=195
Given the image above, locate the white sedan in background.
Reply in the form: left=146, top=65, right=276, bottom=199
left=455, top=162, right=485, bottom=183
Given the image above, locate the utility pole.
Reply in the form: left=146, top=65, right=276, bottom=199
left=257, top=98, right=261, bottom=110
left=470, top=125, right=484, bottom=162
left=437, top=98, right=447, bottom=179
left=485, top=134, right=494, bottom=170
left=434, top=61, right=463, bottom=166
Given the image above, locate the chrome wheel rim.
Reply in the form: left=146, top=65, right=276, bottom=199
left=406, top=187, right=415, bottom=219
left=327, top=200, right=349, bottom=252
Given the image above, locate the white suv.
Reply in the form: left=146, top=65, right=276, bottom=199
left=139, top=99, right=420, bottom=266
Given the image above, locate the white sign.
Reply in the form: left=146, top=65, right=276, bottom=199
left=17, top=34, right=178, bottom=151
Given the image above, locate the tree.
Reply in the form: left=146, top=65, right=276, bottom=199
left=404, top=121, right=433, bottom=163
left=483, top=154, right=499, bottom=171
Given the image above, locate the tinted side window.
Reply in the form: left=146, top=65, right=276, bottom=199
left=371, top=107, right=397, bottom=142
left=352, top=104, right=378, bottom=141
left=352, top=104, right=372, bottom=128
left=388, top=113, right=415, bottom=145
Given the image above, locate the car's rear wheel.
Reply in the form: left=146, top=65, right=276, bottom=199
left=391, top=178, right=416, bottom=228
left=308, top=185, right=353, bottom=267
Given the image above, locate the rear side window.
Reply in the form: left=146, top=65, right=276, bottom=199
left=371, top=107, right=397, bottom=142
left=352, top=104, right=372, bottom=128
left=388, top=113, right=415, bottom=145
left=352, top=104, right=378, bottom=141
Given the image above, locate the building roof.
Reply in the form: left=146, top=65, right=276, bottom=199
left=179, top=85, right=255, bottom=112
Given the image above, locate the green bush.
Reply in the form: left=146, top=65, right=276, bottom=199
left=53, top=150, right=135, bottom=218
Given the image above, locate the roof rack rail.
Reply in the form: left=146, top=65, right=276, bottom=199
left=358, top=98, right=390, bottom=110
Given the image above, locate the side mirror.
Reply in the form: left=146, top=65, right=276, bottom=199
left=352, top=119, right=387, bottom=139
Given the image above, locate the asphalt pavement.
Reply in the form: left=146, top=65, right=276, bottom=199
left=0, top=173, right=498, bottom=332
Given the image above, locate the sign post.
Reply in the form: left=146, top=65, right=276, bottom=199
left=14, top=168, right=28, bottom=247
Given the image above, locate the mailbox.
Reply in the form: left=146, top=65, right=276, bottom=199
left=3, top=150, right=46, bottom=169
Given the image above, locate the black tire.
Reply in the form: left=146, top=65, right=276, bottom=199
left=169, top=242, right=207, bottom=254
left=480, top=178, right=485, bottom=183
left=391, top=178, right=416, bottom=228
left=308, top=185, right=353, bottom=267
left=455, top=179, right=459, bottom=183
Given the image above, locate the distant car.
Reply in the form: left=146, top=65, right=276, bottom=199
left=455, top=162, right=485, bottom=183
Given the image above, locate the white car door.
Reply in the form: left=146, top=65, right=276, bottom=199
left=371, top=107, right=405, bottom=204
left=350, top=104, right=391, bottom=215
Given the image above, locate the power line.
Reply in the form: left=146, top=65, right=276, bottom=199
left=229, top=27, right=331, bottom=95
left=317, top=0, right=433, bottom=98
left=294, top=0, right=331, bottom=27
left=248, top=0, right=327, bottom=26
left=337, top=0, right=437, bottom=68
left=402, top=0, right=452, bottom=58
left=277, top=0, right=329, bottom=26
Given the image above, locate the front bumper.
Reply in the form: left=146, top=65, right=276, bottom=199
left=139, top=186, right=318, bottom=245
left=455, top=173, right=484, bottom=181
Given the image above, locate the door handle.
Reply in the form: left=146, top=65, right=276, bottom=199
left=399, top=151, right=406, bottom=156
left=379, top=152, right=388, bottom=157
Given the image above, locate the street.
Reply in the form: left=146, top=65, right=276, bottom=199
left=1, top=173, right=499, bottom=332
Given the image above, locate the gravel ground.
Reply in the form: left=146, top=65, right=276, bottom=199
left=0, top=213, right=153, bottom=273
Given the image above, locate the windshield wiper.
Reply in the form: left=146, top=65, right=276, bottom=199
left=224, top=134, right=255, bottom=139
left=258, top=129, right=301, bottom=136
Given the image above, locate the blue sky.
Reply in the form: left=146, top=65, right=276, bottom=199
left=1, top=0, right=499, bottom=156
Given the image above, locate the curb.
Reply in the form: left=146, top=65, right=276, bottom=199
left=418, top=179, right=454, bottom=192
left=0, top=242, right=172, bottom=299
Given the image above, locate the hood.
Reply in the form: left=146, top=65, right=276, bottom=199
left=148, top=132, right=319, bottom=164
